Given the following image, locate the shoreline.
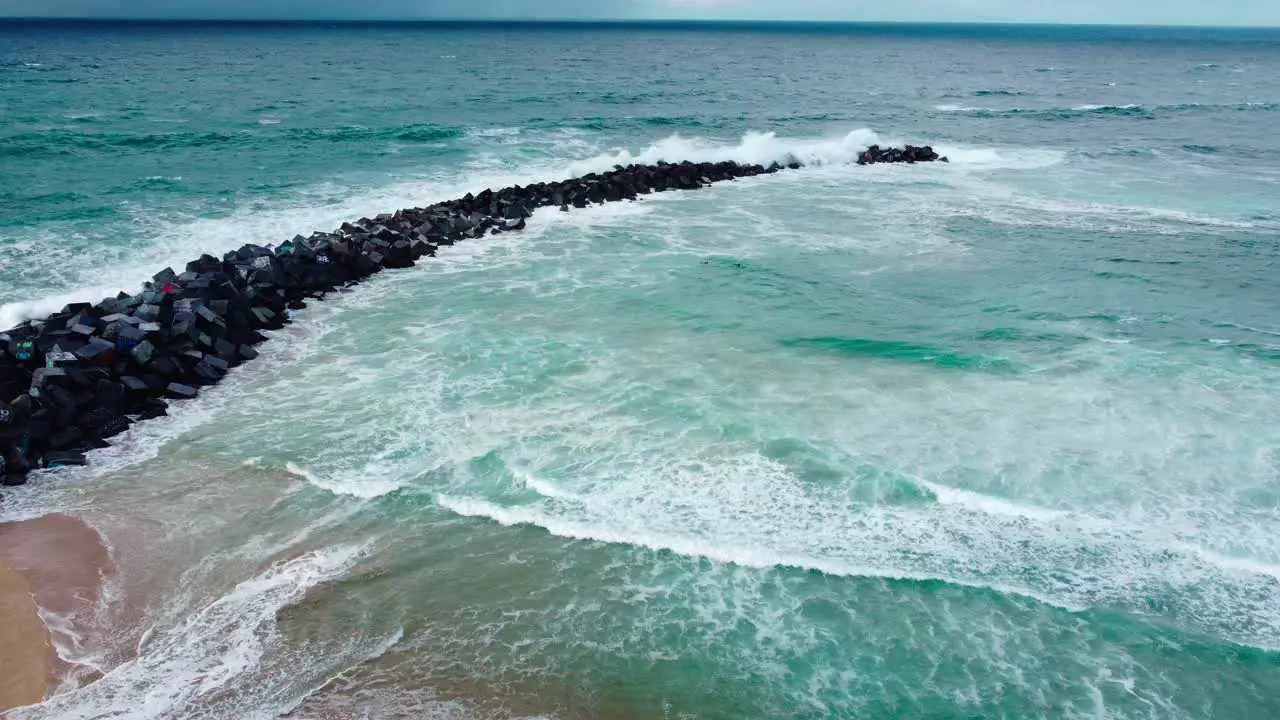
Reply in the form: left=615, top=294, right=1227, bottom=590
left=0, top=514, right=110, bottom=713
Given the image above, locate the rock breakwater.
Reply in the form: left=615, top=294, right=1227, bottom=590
left=0, top=149, right=945, bottom=488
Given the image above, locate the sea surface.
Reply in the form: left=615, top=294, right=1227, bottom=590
left=3, top=20, right=1280, bottom=719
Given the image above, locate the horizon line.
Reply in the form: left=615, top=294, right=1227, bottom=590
left=1, top=17, right=1279, bottom=30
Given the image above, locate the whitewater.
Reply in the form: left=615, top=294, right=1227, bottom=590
left=2, top=19, right=1280, bottom=720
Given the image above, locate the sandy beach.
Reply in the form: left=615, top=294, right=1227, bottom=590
left=0, top=514, right=109, bottom=713
left=0, top=553, right=49, bottom=711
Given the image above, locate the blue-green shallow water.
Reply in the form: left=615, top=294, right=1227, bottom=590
left=3, top=20, right=1280, bottom=719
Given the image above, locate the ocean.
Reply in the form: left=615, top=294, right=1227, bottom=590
left=2, top=19, right=1280, bottom=719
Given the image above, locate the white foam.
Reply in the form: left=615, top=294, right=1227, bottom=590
left=1214, top=321, right=1280, bottom=338
left=932, top=144, right=1065, bottom=170
left=37, top=603, right=109, bottom=677
left=1072, top=104, right=1142, bottom=111
left=934, top=172, right=1268, bottom=233
left=514, top=466, right=577, bottom=500
left=468, top=126, right=522, bottom=138
left=935, top=103, right=1146, bottom=115
left=285, top=462, right=410, bottom=500
left=436, top=494, right=1074, bottom=610
left=1193, top=549, right=1280, bottom=581
left=368, top=311, right=1280, bottom=651
left=915, top=479, right=1068, bottom=521
left=1, top=285, right=127, bottom=331
left=275, top=627, right=410, bottom=719
left=435, top=453, right=1280, bottom=645
left=11, top=544, right=370, bottom=720
left=567, top=129, right=888, bottom=175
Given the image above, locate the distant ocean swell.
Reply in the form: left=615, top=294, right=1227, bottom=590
left=933, top=101, right=1280, bottom=119
left=0, top=124, right=468, bottom=158
left=0, top=115, right=800, bottom=160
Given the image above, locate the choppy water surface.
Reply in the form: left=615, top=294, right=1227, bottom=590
left=2, top=21, right=1280, bottom=719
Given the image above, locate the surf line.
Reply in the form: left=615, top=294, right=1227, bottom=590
left=0, top=146, right=946, bottom=488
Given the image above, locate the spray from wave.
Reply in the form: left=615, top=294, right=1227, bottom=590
left=566, top=128, right=888, bottom=173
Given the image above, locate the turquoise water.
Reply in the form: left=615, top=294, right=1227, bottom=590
left=3, top=20, right=1280, bottom=719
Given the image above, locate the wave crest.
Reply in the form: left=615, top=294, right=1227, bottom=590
left=0, top=124, right=466, bottom=159
left=934, top=101, right=1280, bottom=120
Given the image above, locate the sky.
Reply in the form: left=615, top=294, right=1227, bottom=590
left=2, top=0, right=1279, bottom=27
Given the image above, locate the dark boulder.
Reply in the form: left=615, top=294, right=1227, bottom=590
left=129, top=339, right=156, bottom=367
left=43, top=451, right=89, bottom=468
left=192, top=360, right=226, bottom=384
left=504, top=203, right=532, bottom=220
left=165, top=383, right=198, bottom=400
left=120, top=376, right=150, bottom=394
left=137, top=399, right=168, bottom=420
left=47, top=426, right=84, bottom=451
left=95, top=379, right=127, bottom=414
left=99, top=416, right=131, bottom=439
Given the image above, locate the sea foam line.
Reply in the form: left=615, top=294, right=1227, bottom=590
left=434, top=493, right=1083, bottom=612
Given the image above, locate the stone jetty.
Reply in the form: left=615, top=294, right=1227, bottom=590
left=0, top=148, right=945, bottom=488
left=857, top=144, right=946, bottom=165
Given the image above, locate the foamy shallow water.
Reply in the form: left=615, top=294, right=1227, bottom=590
left=4, top=21, right=1280, bottom=720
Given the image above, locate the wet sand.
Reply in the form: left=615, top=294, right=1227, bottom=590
left=0, top=514, right=110, bottom=713
left=0, top=554, right=49, bottom=711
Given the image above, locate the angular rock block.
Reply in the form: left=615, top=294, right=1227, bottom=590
left=99, top=416, right=131, bottom=439
left=192, top=361, right=225, bottom=383
left=129, top=339, right=155, bottom=366
left=165, top=383, right=198, bottom=400
left=47, top=426, right=84, bottom=451
left=44, top=451, right=88, bottom=468
left=137, top=399, right=168, bottom=420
